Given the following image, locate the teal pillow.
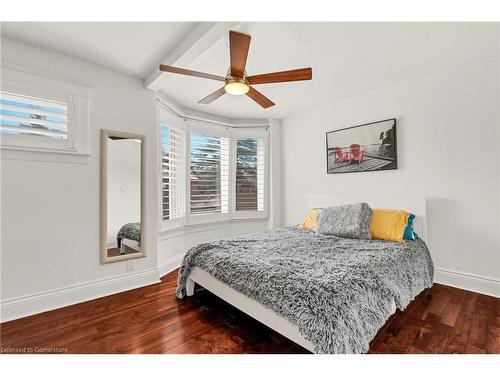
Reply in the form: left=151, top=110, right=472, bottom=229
left=403, top=214, right=416, bottom=240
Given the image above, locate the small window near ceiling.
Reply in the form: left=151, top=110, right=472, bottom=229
left=161, top=123, right=185, bottom=221
left=190, top=132, right=229, bottom=215
left=235, top=138, right=265, bottom=212
left=0, top=91, right=68, bottom=140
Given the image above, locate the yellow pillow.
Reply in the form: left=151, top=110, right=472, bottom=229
left=298, top=209, right=320, bottom=231
left=370, top=209, right=409, bottom=243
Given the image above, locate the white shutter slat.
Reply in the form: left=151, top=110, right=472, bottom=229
left=0, top=124, right=66, bottom=138
left=2, top=92, right=67, bottom=111
left=0, top=115, right=68, bottom=130
left=1, top=103, right=68, bottom=120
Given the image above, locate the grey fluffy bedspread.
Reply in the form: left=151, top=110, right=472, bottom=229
left=116, top=222, right=140, bottom=248
left=176, top=228, right=434, bottom=353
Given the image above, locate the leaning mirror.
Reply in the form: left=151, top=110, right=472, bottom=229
left=100, top=129, right=146, bottom=263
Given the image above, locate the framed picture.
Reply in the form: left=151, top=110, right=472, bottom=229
left=326, top=118, right=397, bottom=174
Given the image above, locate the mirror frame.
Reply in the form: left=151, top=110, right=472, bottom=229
left=100, top=129, right=146, bottom=264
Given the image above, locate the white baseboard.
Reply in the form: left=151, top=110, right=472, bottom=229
left=434, top=268, right=500, bottom=297
left=158, top=253, right=184, bottom=278
left=0, top=267, right=161, bottom=323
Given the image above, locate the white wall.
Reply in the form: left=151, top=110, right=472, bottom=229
left=1, top=38, right=160, bottom=320
left=282, top=41, right=500, bottom=295
left=107, top=139, right=141, bottom=244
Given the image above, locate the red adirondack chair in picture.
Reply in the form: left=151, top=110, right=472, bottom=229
left=333, top=147, right=350, bottom=163
left=349, top=144, right=365, bottom=164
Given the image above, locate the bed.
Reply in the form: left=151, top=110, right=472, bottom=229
left=116, top=222, right=141, bottom=254
left=176, top=193, right=434, bottom=354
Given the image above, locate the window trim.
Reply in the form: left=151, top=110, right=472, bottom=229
left=231, top=128, right=270, bottom=220
left=0, top=63, right=90, bottom=162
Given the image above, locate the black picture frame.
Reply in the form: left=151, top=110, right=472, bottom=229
left=326, top=118, right=397, bottom=174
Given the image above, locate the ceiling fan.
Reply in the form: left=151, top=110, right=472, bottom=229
left=159, top=30, right=312, bottom=109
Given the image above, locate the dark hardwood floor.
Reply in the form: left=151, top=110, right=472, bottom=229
left=1, top=270, right=498, bottom=354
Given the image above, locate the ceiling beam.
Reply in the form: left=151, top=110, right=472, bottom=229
left=145, top=22, right=240, bottom=92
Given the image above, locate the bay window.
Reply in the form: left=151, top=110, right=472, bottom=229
left=159, top=103, right=269, bottom=230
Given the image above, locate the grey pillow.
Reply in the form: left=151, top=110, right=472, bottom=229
left=316, top=203, right=372, bottom=239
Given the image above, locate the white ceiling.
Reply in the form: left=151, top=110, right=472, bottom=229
left=1, top=22, right=497, bottom=120
left=0, top=22, right=197, bottom=78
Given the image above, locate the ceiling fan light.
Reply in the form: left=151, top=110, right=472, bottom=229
left=224, top=80, right=250, bottom=96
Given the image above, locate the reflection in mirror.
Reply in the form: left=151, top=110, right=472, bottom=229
left=101, top=130, right=145, bottom=263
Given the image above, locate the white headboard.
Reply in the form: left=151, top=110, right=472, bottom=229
left=306, top=192, right=427, bottom=241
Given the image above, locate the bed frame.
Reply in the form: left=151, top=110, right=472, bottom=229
left=185, top=192, right=427, bottom=352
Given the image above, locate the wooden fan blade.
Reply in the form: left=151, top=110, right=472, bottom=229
left=159, top=64, right=225, bottom=82
left=229, top=31, right=251, bottom=78
left=246, top=87, right=275, bottom=108
left=247, top=67, right=312, bottom=85
left=198, top=87, right=226, bottom=104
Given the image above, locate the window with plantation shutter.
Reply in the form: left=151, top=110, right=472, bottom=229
left=190, top=132, right=229, bottom=215
left=1, top=67, right=89, bottom=161
left=235, top=138, right=265, bottom=212
left=161, top=122, right=185, bottom=222
left=157, top=100, right=270, bottom=229
left=0, top=91, right=68, bottom=140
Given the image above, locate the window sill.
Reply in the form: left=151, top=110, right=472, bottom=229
left=158, top=217, right=269, bottom=241
left=1, top=145, right=90, bottom=164
left=231, top=216, right=268, bottom=222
